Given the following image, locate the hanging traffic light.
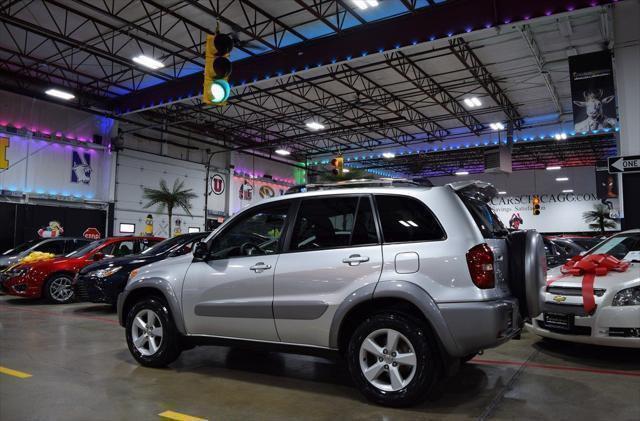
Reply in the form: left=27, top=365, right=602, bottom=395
left=331, top=155, right=344, bottom=176
left=203, top=33, right=233, bottom=105
left=532, top=195, right=541, bottom=215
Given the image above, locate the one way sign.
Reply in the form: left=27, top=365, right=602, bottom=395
left=608, top=155, right=640, bottom=174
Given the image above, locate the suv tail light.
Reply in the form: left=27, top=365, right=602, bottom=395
left=466, top=243, right=495, bottom=289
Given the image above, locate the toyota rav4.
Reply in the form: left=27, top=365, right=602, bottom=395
left=117, top=180, right=546, bottom=407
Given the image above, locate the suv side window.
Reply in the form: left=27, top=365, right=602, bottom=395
left=375, top=195, right=446, bottom=243
left=290, top=196, right=377, bottom=251
left=210, top=202, right=290, bottom=259
left=33, top=240, right=65, bottom=255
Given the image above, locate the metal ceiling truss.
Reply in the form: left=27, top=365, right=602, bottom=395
left=448, top=37, right=523, bottom=129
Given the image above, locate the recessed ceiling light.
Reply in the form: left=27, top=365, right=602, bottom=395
left=132, top=55, right=164, bottom=69
left=562, top=189, right=574, bottom=193
left=455, top=171, right=469, bottom=176
left=498, top=191, right=507, bottom=195
left=45, top=88, right=75, bottom=100
left=554, top=133, right=567, bottom=140
left=342, top=168, right=350, bottom=173
left=556, top=177, right=569, bottom=181
left=546, top=166, right=562, bottom=170
left=490, top=122, right=505, bottom=131
left=305, top=121, right=325, bottom=131
left=464, top=97, right=482, bottom=108
left=275, top=149, right=290, bottom=156
left=382, top=152, right=395, bottom=159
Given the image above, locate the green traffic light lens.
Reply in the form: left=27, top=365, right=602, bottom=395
left=210, top=79, right=230, bottom=103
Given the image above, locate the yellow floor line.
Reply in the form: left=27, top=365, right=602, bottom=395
left=158, top=410, right=207, bottom=421
left=0, top=366, right=32, bottom=379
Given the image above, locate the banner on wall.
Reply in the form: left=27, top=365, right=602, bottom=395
left=229, top=176, right=287, bottom=214
left=569, top=50, right=618, bottom=132
left=489, top=192, right=620, bottom=233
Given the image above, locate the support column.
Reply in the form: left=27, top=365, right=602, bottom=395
left=613, top=0, right=640, bottom=229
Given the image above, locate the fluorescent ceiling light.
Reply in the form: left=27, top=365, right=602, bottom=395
left=498, top=191, right=507, bottom=195
left=342, top=168, right=350, bottom=173
left=464, top=97, right=482, bottom=108
left=562, top=189, right=574, bottom=193
left=556, top=177, right=569, bottom=181
left=45, top=89, right=75, bottom=100
left=305, top=121, right=325, bottom=131
left=132, top=55, right=164, bottom=69
left=275, top=149, right=291, bottom=156
left=490, top=122, right=505, bottom=131
left=382, top=152, right=395, bottom=159
left=398, top=220, right=410, bottom=227
left=546, top=166, right=562, bottom=170
left=352, top=0, right=378, bottom=9
left=406, top=220, right=418, bottom=227
left=455, top=171, right=469, bottom=176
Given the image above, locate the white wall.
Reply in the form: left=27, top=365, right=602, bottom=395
left=113, top=149, right=227, bottom=237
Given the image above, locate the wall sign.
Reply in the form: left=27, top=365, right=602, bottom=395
left=83, top=227, right=101, bottom=240
left=210, top=173, right=225, bottom=195
left=259, top=185, right=275, bottom=198
left=71, top=151, right=92, bottom=184
left=38, top=220, right=64, bottom=238
left=608, top=155, right=640, bottom=174
left=0, top=136, right=9, bottom=169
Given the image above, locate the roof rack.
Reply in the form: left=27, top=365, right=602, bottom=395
left=285, top=178, right=433, bottom=195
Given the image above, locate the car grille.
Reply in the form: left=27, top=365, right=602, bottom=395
left=542, top=302, right=589, bottom=317
left=609, top=328, right=640, bottom=338
left=537, top=320, right=592, bottom=336
left=547, top=286, right=606, bottom=297
left=75, top=277, right=91, bottom=301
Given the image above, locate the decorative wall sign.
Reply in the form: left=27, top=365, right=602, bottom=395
left=83, top=227, right=101, bottom=240
left=239, top=181, right=253, bottom=200
left=144, top=214, right=154, bottom=236
left=0, top=136, right=9, bottom=169
left=174, top=218, right=182, bottom=237
left=259, top=185, right=275, bottom=198
left=38, top=220, right=64, bottom=238
left=569, top=51, right=618, bottom=132
left=71, top=151, right=93, bottom=184
left=210, top=173, right=225, bottom=195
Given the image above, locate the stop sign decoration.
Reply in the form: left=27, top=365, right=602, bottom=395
left=83, top=227, right=101, bottom=240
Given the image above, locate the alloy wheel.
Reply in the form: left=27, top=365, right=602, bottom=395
left=359, top=328, right=418, bottom=392
left=49, top=277, right=73, bottom=302
left=131, top=309, right=164, bottom=356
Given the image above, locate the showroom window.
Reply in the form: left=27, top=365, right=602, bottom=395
left=375, top=195, right=445, bottom=243
left=209, top=202, right=290, bottom=259
left=290, top=196, right=377, bottom=251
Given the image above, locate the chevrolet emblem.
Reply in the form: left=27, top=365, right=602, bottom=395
left=553, top=295, right=567, bottom=303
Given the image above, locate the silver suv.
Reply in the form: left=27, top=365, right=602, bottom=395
left=118, top=180, right=546, bottom=407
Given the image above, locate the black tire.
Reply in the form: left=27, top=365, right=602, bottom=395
left=125, top=297, right=182, bottom=368
left=347, top=312, right=440, bottom=407
left=43, top=274, right=75, bottom=304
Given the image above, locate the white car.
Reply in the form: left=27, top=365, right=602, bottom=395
left=528, top=230, right=640, bottom=348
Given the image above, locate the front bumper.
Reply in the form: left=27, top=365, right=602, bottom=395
left=0, top=273, right=42, bottom=298
left=528, top=305, right=640, bottom=348
left=74, top=273, right=125, bottom=305
left=439, top=297, right=521, bottom=356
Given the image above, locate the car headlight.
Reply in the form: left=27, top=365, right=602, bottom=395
left=5, top=267, right=30, bottom=277
left=612, top=286, right=640, bottom=306
left=88, top=266, right=122, bottom=278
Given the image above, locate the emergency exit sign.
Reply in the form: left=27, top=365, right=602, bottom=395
left=608, top=155, right=640, bottom=174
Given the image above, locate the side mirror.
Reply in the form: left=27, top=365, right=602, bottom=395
left=92, top=252, right=105, bottom=261
left=193, top=242, right=209, bottom=261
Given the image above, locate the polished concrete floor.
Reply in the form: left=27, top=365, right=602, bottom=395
left=1, top=295, right=639, bottom=421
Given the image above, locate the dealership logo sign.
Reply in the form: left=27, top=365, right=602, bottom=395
left=83, top=227, right=101, bottom=240
left=211, top=173, right=225, bottom=195
left=71, top=151, right=92, bottom=184
left=259, top=185, right=275, bottom=199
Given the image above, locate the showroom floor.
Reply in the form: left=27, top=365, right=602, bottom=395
left=0, top=296, right=638, bottom=421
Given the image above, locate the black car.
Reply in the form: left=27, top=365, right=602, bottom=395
left=74, top=232, right=208, bottom=305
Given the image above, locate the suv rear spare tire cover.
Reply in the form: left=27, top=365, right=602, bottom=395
left=506, top=230, right=546, bottom=318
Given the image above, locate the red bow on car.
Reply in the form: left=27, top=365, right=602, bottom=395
left=559, top=254, right=630, bottom=314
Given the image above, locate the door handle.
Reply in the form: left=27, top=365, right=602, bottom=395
left=342, top=254, right=370, bottom=266
left=250, top=262, right=272, bottom=272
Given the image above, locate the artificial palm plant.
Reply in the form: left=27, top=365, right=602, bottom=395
left=143, top=179, right=197, bottom=236
left=582, top=203, right=617, bottom=235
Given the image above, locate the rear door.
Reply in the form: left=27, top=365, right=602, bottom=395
left=273, top=195, right=382, bottom=347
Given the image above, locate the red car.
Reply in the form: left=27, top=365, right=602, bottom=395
left=0, top=236, right=163, bottom=304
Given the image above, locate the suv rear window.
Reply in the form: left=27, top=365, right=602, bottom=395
left=375, top=195, right=445, bottom=243
left=458, top=194, right=508, bottom=239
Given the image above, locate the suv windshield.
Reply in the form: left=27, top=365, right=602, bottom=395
left=141, top=235, right=202, bottom=255
left=458, top=194, right=508, bottom=239
left=2, top=239, right=39, bottom=256
left=65, top=239, right=108, bottom=257
left=587, top=232, right=640, bottom=261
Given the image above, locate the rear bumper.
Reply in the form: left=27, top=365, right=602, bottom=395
left=439, top=297, right=521, bottom=356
